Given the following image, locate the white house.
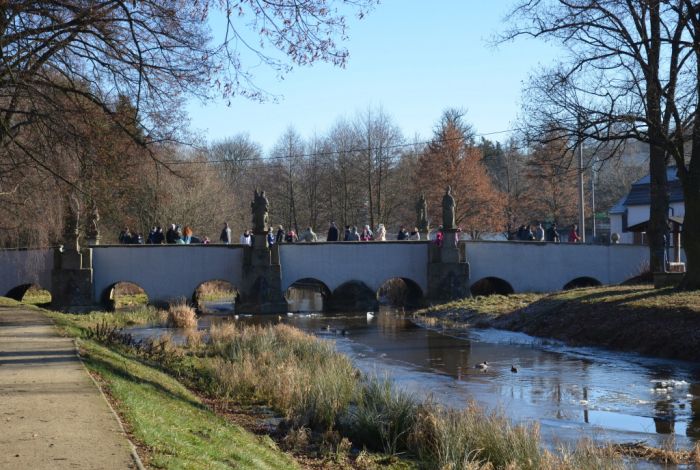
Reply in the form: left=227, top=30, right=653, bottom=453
left=609, top=166, right=684, bottom=244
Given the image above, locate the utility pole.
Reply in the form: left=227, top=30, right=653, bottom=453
left=591, top=157, right=598, bottom=241
left=577, top=139, right=586, bottom=243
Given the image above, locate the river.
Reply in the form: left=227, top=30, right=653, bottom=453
left=128, top=299, right=700, bottom=454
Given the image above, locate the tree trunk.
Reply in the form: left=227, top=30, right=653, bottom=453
left=648, top=144, right=669, bottom=273
left=646, top=2, right=669, bottom=274
left=678, top=5, right=700, bottom=290
left=680, top=184, right=700, bottom=289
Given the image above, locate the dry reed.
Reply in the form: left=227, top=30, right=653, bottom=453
left=161, top=301, right=197, bottom=329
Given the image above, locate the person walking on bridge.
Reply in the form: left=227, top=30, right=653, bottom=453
left=240, top=230, right=252, bottom=246
left=348, top=226, right=360, bottom=241
left=397, top=225, right=408, bottom=240
left=219, top=222, right=232, bottom=244
left=534, top=223, right=545, bottom=242
left=182, top=226, right=193, bottom=244
left=568, top=224, right=581, bottom=243
left=546, top=223, right=561, bottom=243
left=360, top=225, right=373, bottom=241
left=299, top=227, right=317, bottom=242
left=166, top=224, right=178, bottom=244
left=327, top=222, right=339, bottom=242
left=375, top=224, right=386, bottom=241
left=276, top=226, right=285, bottom=244
left=118, top=227, right=131, bottom=244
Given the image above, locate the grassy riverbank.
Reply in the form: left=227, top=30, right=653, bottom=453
left=415, top=285, right=700, bottom=362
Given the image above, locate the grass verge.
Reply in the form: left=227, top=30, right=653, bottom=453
left=79, top=339, right=298, bottom=469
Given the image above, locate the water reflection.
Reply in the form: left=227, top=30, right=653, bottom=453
left=128, top=306, right=700, bottom=450
left=284, top=308, right=700, bottom=449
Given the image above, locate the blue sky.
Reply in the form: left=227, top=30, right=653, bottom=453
left=186, top=1, right=560, bottom=152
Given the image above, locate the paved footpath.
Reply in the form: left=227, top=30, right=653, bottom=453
left=0, top=305, right=139, bottom=469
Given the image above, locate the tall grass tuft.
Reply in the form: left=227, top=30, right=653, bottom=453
left=556, top=440, right=624, bottom=470
left=412, top=403, right=546, bottom=470
left=207, top=323, right=357, bottom=430
left=161, top=301, right=197, bottom=329
left=347, top=376, right=419, bottom=455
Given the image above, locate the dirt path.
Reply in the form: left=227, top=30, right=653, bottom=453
left=0, top=305, right=140, bottom=469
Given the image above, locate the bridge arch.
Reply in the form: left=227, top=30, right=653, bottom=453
left=563, top=276, right=602, bottom=290
left=100, top=281, right=150, bottom=310
left=192, top=280, right=238, bottom=313
left=6, top=283, right=35, bottom=301
left=328, top=280, right=378, bottom=312
left=470, top=277, right=514, bottom=296
left=5, top=283, right=52, bottom=305
left=286, top=278, right=332, bottom=312
left=376, top=277, right=423, bottom=308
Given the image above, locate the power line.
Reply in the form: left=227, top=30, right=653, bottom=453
left=161, top=127, right=524, bottom=166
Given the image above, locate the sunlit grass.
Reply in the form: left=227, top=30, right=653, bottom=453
left=114, top=292, right=148, bottom=308
left=415, top=293, right=544, bottom=318
left=79, top=340, right=298, bottom=469
left=22, top=287, right=51, bottom=305
left=47, top=306, right=158, bottom=338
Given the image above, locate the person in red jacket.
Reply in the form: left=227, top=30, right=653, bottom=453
left=568, top=224, right=581, bottom=243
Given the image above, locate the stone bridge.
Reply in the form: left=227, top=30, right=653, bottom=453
left=1, top=241, right=649, bottom=313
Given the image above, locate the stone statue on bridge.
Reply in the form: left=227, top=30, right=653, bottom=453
left=63, top=192, right=81, bottom=252
left=251, top=189, right=269, bottom=235
left=85, top=202, right=100, bottom=245
left=442, top=186, right=456, bottom=230
left=415, top=193, right=429, bottom=232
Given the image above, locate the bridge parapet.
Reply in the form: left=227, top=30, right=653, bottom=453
left=462, top=240, right=649, bottom=293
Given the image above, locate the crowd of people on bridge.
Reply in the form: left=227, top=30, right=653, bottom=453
left=118, top=220, right=585, bottom=246
left=118, top=221, right=440, bottom=246
left=510, top=222, right=582, bottom=243
left=118, top=225, right=212, bottom=245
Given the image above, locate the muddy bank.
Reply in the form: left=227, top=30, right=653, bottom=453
left=416, top=286, right=700, bottom=363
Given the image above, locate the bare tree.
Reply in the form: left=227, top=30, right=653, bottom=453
left=354, top=107, right=403, bottom=229
left=502, top=0, right=697, bottom=280
left=0, top=0, right=375, bottom=246
left=269, top=127, right=305, bottom=232
left=500, top=139, right=531, bottom=236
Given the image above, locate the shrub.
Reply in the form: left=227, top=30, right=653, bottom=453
left=163, top=302, right=197, bottom=329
